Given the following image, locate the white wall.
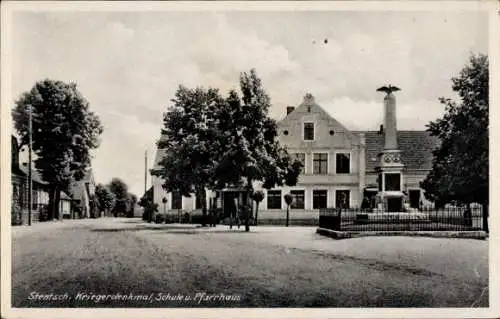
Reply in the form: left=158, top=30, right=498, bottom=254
left=60, top=199, right=71, bottom=216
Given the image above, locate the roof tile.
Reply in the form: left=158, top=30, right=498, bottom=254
left=360, top=130, right=440, bottom=172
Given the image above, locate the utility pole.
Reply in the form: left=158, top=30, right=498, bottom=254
left=28, top=105, right=33, bottom=226
left=144, top=150, right=147, bottom=195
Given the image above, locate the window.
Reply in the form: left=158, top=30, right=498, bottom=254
left=313, top=153, right=328, bottom=175
left=303, top=122, right=314, bottom=140
left=171, top=191, right=182, bottom=209
left=313, top=190, right=327, bottom=209
left=335, top=190, right=350, bottom=209
left=267, top=190, right=282, bottom=209
left=293, top=153, right=306, bottom=173
left=336, top=153, right=350, bottom=174
left=290, top=190, right=305, bottom=209
left=385, top=173, right=401, bottom=191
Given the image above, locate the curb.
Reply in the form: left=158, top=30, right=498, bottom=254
left=316, top=227, right=488, bottom=240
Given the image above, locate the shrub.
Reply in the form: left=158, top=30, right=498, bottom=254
left=39, top=205, right=50, bottom=222
left=155, top=214, right=165, bottom=224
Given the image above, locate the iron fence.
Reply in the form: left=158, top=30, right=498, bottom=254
left=319, top=206, right=485, bottom=232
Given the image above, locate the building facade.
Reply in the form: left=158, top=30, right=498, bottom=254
left=151, top=93, right=440, bottom=223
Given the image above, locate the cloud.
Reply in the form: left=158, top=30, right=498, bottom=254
left=92, top=111, right=161, bottom=194
left=320, top=97, right=445, bottom=131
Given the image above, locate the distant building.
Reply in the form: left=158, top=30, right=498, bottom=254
left=150, top=93, right=440, bottom=223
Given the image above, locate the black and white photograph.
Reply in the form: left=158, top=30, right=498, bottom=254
left=1, top=1, right=498, bottom=318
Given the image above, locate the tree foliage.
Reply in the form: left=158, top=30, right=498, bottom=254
left=154, top=69, right=302, bottom=231
left=12, top=79, right=103, bottom=219
left=138, top=190, right=158, bottom=222
left=155, top=86, right=224, bottom=225
left=126, top=193, right=138, bottom=217
left=95, top=183, right=116, bottom=215
left=108, top=178, right=130, bottom=216
left=214, top=69, right=303, bottom=231
left=421, top=53, right=488, bottom=206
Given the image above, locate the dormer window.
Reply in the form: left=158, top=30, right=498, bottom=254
left=303, top=122, right=314, bottom=141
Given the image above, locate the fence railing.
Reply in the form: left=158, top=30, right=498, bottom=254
left=319, top=206, right=485, bottom=232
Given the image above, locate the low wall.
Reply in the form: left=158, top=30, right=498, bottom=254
left=317, top=227, right=488, bottom=240
left=257, top=210, right=318, bottom=220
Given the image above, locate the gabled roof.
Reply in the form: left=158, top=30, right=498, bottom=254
left=359, top=130, right=441, bottom=172
left=279, top=93, right=361, bottom=145
left=60, top=191, right=72, bottom=200
left=18, top=164, right=49, bottom=185
left=141, top=186, right=154, bottom=200
left=152, top=148, right=167, bottom=172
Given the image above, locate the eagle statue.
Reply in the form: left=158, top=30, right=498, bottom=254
left=376, top=85, right=401, bottom=94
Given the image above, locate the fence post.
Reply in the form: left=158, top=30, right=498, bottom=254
left=336, top=203, right=342, bottom=231
left=482, top=203, right=489, bottom=233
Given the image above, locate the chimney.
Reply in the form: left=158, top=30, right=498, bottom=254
left=378, top=124, right=384, bottom=135
left=286, top=106, right=295, bottom=115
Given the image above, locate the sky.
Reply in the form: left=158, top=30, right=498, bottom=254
left=9, top=8, right=488, bottom=197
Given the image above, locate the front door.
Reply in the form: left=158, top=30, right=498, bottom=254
left=387, top=197, right=402, bottom=212
left=409, top=190, right=421, bottom=209
left=223, top=192, right=237, bottom=219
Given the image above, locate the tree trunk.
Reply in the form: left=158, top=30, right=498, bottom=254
left=228, top=191, right=233, bottom=230
left=199, top=187, right=207, bottom=227
left=254, top=202, right=259, bottom=226
left=54, top=189, right=61, bottom=220
left=47, top=186, right=61, bottom=221
left=47, top=186, right=56, bottom=221
left=482, top=203, right=489, bottom=233
left=286, top=206, right=289, bottom=227
left=245, top=178, right=253, bottom=232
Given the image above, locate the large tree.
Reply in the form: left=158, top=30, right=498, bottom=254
left=12, top=79, right=103, bottom=219
left=108, top=178, right=130, bottom=217
left=421, top=53, right=488, bottom=229
left=155, top=86, right=224, bottom=226
left=95, top=183, right=115, bottom=216
left=214, top=69, right=303, bottom=231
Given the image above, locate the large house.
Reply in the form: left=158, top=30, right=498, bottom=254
left=151, top=93, right=440, bottom=223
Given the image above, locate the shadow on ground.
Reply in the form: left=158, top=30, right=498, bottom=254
left=90, top=223, right=269, bottom=234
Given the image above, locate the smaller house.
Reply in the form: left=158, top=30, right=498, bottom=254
left=11, top=136, right=51, bottom=223
left=60, top=191, right=73, bottom=219
left=69, top=169, right=99, bottom=218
